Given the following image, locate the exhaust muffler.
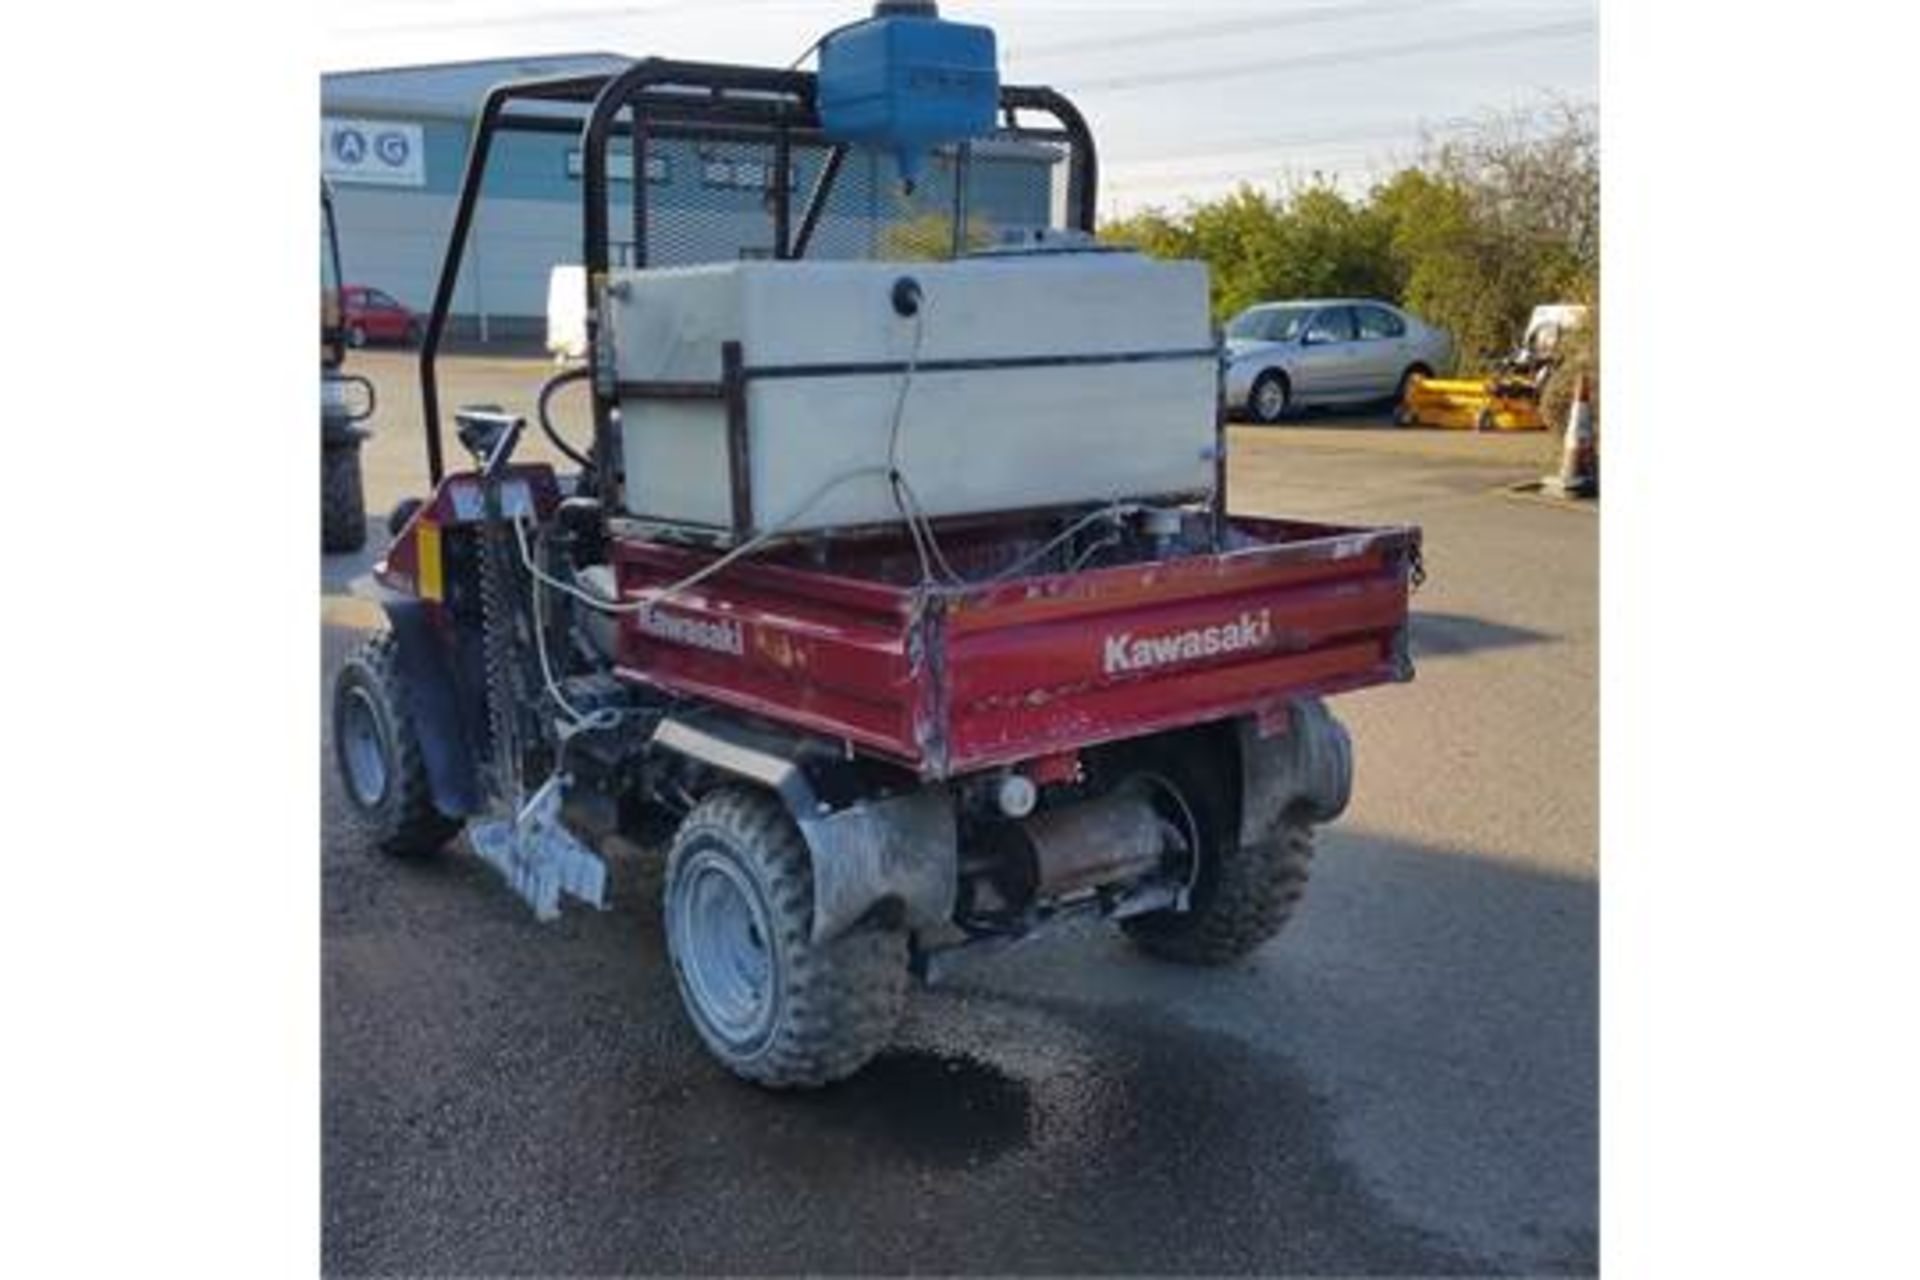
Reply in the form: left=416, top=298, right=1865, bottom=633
left=1017, top=783, right=1177, bottom=898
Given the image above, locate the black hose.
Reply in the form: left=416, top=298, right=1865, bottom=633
left=537, top=366, right=595, bottom=471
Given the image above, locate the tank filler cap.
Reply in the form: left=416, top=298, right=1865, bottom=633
left=891, top=275, right=924, bottom=317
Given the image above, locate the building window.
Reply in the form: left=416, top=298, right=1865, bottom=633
left=699, top=157, right=799, bottom=191
left=566, top=149, right=669, bottom=184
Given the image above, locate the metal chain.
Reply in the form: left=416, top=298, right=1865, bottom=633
left=480, top=518, right=531, bottom=812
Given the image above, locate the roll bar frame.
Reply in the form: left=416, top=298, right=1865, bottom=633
left=414, top=58, right=1100, bottom=489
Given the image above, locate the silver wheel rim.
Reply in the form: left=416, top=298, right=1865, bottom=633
left=674, top=850, right=777, bottom=1050
left=1255, top=378, right=1285, bottom=420
left=339, top=687, right=389, bottom=808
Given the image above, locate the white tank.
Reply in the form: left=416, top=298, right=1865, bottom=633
left=607, top=251, right=1218, bottom=537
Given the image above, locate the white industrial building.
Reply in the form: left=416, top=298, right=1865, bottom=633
left=321, top=54, right=1064, bottom=343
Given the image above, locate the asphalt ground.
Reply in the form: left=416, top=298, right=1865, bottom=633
left=322, top=350, right=1596, bottom=1275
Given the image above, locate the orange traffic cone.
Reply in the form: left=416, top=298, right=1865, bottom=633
left=1544, top=374, right=1597, bottom=498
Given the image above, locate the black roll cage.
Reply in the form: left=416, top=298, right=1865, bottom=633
left=415, top=57, right=1100, bottom=490
left=321, top=180, right=346, bottom=371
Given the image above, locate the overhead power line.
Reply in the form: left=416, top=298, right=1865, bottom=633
left=336, top=1, right=780, bottom=38
left=1109, top=118, right=1465, bottom=168
left=1105, top=102, right=1588, bottom=172
left=1006, top=0, right=1476, bottom=63
left=1068, top=18, right=1597, bottom=93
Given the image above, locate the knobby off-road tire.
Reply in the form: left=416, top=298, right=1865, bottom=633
left=1120, top=737, right=1317, bottom=965
left=1126, top=821, right=1315, bottom=965
left=322, top=442, right=368, bottom=553
left=333, top=630, right=462, bottom=858
left=665, top=788, right=908, bottom=1088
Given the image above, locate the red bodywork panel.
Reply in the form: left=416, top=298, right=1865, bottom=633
left=375, top=464, right=565, bottom=621
left=611, top=515, right=1418, bottom=779
left=373, top=466, right=1418, bottom=779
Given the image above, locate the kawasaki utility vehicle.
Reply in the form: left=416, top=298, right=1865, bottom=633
left=332, top=2, right=1420, bottom=1087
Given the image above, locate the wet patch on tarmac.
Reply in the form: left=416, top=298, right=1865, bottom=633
left=791, top=1048, right=1032, bottom=1170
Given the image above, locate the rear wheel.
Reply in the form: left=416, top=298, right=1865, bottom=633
left=322, top=442, right=367, bottom=553
left=665, top=788, right=908, bottom=1087
left=333, top=631, right=461, bottom=857
left=346, top=323, right=367, bottom=349
left=1248, top=370, right=1291, bottom=424
left=1119, top=735, right=1316, bottom=965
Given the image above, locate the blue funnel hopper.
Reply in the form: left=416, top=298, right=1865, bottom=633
left=817, top=2, right=999, bottom=193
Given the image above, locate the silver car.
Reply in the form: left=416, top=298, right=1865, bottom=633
left=1223, top=300, right=1452, bottom=423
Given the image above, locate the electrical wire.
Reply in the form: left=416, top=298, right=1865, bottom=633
left=537, top=366, right=594, bottom=470
left=880, top=308, right=968, bottom=589
left=952, top=500, right=1141, bottom=590
left=515, top=516, right=621, bottom=734
left=877, top=299, right=1152, bottom=594
left=511, top=462, right=892, bottom=618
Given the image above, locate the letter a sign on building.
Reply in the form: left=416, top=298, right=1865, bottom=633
left=322, top=117, right=425, bottom=188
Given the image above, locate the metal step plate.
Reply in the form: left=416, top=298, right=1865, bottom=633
left=468, top=776, right=608, bottom=921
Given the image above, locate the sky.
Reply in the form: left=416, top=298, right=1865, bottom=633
left=322, top=0, right=1597, bottom=216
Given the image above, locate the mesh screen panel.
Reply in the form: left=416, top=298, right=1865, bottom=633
left=620, top=129, right=1077, bottom=269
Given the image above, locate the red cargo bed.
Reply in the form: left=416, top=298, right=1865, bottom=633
left=610, top=514, right=1419, bottom=778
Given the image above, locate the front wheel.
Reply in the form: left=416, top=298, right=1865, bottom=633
left=664, top=788, right=908, bottom=1088
left=1247, top=370, right=1291, bottom=425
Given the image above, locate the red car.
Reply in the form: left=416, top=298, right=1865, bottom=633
left=340, top=285, right=420, bottom=348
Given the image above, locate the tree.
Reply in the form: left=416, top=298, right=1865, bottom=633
left=1392, top=101, right=1599, bottom=366
left=1097, top=98, right=1599, bottom=375
left=1105, top=180, right=1396, bottom=323
left=880, top=211, right=995, bottom=260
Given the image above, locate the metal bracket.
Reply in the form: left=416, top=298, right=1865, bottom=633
left=468, top=773, right=609, bottom=922
left=1238, top=698, right=1353, bottom=839
left=651, top=715, right=957, bottom=942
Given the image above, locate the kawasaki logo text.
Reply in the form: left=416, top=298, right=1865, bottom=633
left=1103, top=609, right=1272, bottom=675
left=636, top=606, right=744, bottom=657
